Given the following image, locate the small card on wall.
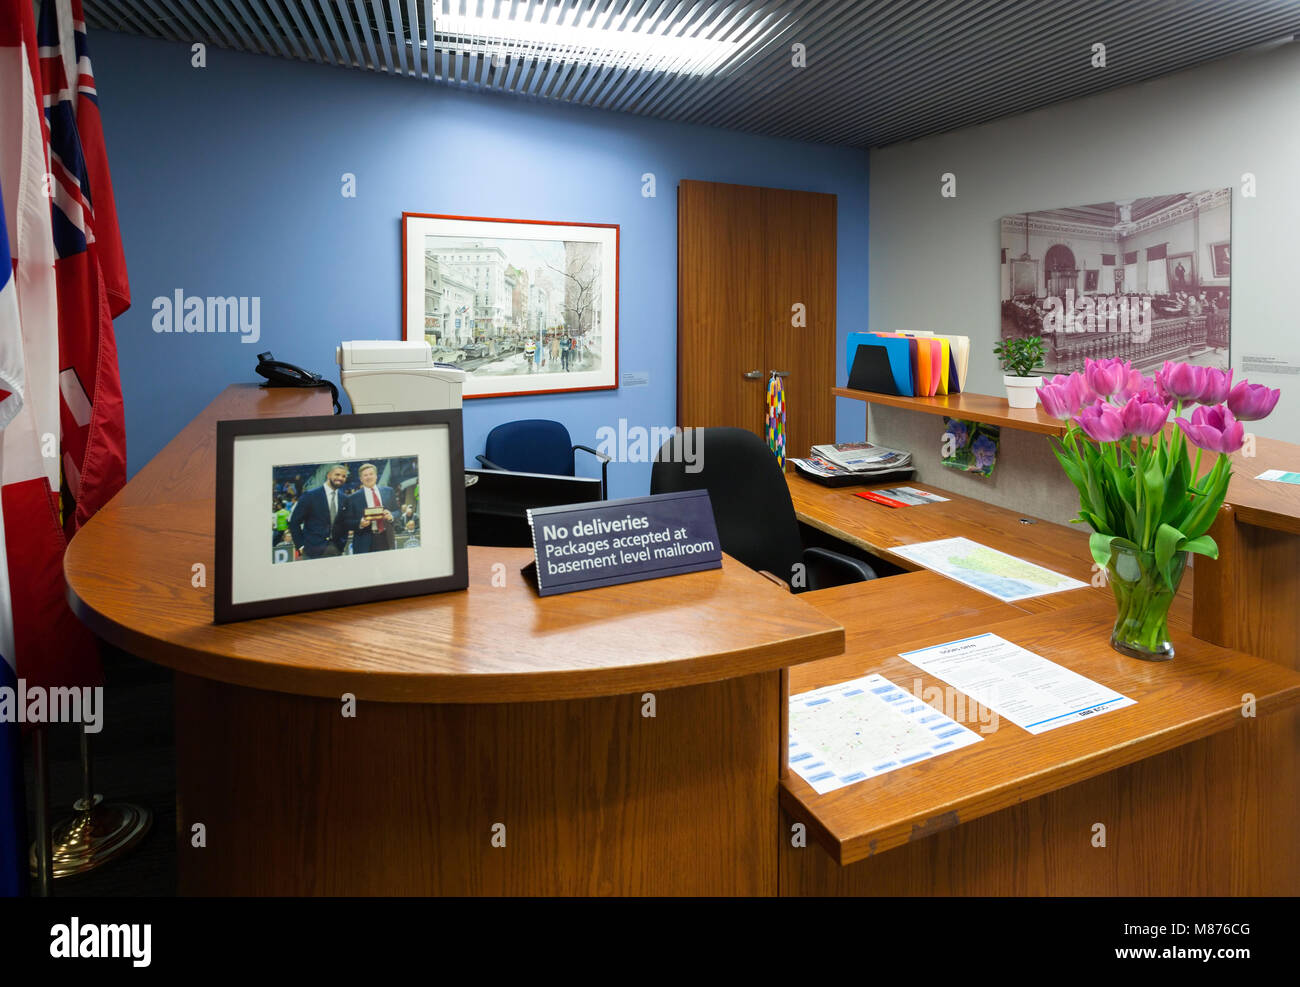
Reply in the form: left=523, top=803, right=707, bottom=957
left=523, top=490, right=722, bottom=596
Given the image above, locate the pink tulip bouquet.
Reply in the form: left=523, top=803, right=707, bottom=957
left=1038, top=358, right=1280, bottom=659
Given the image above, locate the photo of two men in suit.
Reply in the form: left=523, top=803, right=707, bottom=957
left=284, top=461, right=405, bottom=560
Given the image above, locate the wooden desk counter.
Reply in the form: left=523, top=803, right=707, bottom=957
left=68, top=501, right=843, bottom=704
left=782, top=574, right=1300, bottom=875
left=65, top=385, right=845, bottom=895
left=787, top=471, right=1100, bottom=613
left=1222, top=435, right=1300, bottom=536
left=67, top=385, right=842, bottom=703
left=1193, top=434, right=1300, bottom=667
left=62, top=384, right=1295, bottom=895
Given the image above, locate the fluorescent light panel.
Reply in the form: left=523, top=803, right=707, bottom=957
left=433, top=13, right=742, bottom=75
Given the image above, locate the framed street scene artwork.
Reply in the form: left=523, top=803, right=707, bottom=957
left=402, top=212, right=619, bottom=398
left=215, top=410, right=468, bottom=623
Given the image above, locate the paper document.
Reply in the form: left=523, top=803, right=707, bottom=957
left=872, top=486, right=949, bottom=506
left=787, top=673, right=982, bottom=794
left=891, top=536, right=1087, bottom=602
left=899, top=633, right=1135, bottom=735
left=1255, top=469, right=1300, bottom=484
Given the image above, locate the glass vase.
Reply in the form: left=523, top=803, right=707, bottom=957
left=1106, top=545, right=1187, bottom=661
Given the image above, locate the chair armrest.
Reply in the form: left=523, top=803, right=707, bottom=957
left=573, top=444, right=611, bottom=500
left=801, top=546, right=878, bottom=591
left=572, top=444, right=612, bottom=464
left=475, top=455, right=505, bottom=470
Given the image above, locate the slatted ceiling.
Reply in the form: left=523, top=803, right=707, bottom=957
left=83, top=0, right=1300, bottom=148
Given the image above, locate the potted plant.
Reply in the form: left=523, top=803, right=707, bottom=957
left=993, top=336, right=1045, bottom=409
left=1038, top=359, right=1280, bottom=660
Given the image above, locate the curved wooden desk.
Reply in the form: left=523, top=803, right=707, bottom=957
left=65, top=385, right=845, bottom=895
left=781, top=458, right=1300, bottom=895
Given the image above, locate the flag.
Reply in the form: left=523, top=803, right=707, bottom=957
left=38, top=0, right=129, bottom=536
left=0, top=180, right=28, bottom=897
left=1, top=0, right=102, bottom=694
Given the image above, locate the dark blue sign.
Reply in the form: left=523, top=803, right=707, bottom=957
left=525, top=490, right=722, bottom=596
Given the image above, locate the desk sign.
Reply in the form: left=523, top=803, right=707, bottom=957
left=524, top=490, right=722, bottom=596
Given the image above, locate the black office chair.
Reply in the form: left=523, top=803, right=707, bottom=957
left=651, top=427, right=877, bottom=592
left=476, top=419, right=611, bottom=500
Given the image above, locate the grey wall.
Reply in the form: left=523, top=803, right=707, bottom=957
left=861, top=41, right=1300, bottom=520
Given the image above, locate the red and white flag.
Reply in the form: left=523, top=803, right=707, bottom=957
left=38, top=0, right=129, bottom=535
left=1, top=172, right=29, bottom=898
left=0, top=0, right=109, bottom=691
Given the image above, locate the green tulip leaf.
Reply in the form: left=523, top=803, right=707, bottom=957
left=1089, top=531, right=1115, bottom=567
left=1181, top=534, right=1219, bottom=560
left=1162, top=460, right=1189, bottom=528
left=1154, top=523, right=1186, bottom=573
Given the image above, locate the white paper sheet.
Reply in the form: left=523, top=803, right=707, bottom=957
left=874, top=486, right=950, bottom=505
left=787, top=673, right=983, bottom=794
left=898, top=632, right=1135, bottom=735
left=891, top=536, right=1088, bottom=602
left=1255, top=469, right=1300, bottom=484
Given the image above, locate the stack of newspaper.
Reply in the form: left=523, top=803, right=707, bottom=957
left=790, top=441, right=913, bottom=481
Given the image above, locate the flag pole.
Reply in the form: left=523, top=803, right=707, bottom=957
left=31, top=726, right=52, bottom=896
left=30, top=723, right=151, bottom=880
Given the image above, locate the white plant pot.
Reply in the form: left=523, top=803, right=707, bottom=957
left=1004, top=374, right=1042, bottom=409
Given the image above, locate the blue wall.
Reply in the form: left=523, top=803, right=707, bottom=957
left=93, top=33, right=869, bottom=498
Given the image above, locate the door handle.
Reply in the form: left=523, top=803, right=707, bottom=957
left=742, top=370, right=764, bottom=379
left=769, top=370, right=791, bottom=378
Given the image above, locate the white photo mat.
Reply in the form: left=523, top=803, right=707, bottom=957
left=230, top=423, right=455, bottom=606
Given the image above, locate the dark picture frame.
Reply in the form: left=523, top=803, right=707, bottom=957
left=215, top=410, right=468, bottom=623
left=1210, top=240, right=1231, bottom=278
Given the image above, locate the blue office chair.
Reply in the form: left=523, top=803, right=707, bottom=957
left=476, top=419, right=611, bottom=500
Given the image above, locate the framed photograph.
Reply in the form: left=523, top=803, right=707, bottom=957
left=1210, top=240, right=1231, bottom=278
left=215, top=410, right=468, bottom=623
left=999, top=188, right=1231, bottom=374
left=402, top=212, right=619, bottom=399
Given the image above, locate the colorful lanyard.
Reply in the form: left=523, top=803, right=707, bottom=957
left=766, top=373, right=786, bottom=467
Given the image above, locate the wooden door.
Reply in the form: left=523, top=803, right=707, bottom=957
left=678, top=179, right=836, bottom=460
left=677, top=180, right=768, bottom=435
left=764, top=186, right=837, bottom=462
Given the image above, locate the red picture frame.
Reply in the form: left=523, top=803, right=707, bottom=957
left=401, top=212, right=619, bottom=399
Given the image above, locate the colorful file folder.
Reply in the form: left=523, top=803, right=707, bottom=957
left=846, top=332, right=914, bottom=396
left=846, top=330, right=971, bottom=397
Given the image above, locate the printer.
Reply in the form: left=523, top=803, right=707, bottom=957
left=337, top=340, right=466, bottom=412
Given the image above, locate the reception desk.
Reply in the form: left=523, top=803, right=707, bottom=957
left=64, top=385, right=846, bottom=895
left=64, top=386, right=1300, bottom=895
left=783, top=473, right=1300, bottom=895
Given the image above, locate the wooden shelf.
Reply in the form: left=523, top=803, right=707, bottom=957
left=833, top=386, right=1067, bottom=436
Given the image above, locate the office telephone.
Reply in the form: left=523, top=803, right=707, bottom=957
left=255, top=351, right=341, bottom=413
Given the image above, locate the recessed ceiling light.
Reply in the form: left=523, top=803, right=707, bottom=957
left=433, top=13, right=742, bottom=76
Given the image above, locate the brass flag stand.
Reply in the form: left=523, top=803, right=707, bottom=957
left=30, top=724, right=151, bottom=885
